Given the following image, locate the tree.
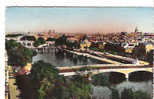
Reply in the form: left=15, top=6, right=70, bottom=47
left=33, top=37, right=46, bottom=47
left=30, top=60, right=93, bottom=99
left=23, top=47, right=34, bottom=63
left=6, top=34, right=22, bottom=37
left=5, top=39, right=20, bottom=50
left=92, top=73, right=110, bottom=86
left=30, top=61, right=63, bottom=99
left=55, top=34, right=67, bottom=47
left=30, top=60, right=59, bottom=83
left=46, top=38, right=55, bottom=41
left=66, top=41, right=74, bottom=49
left=6, top=40, right=35, bottom=67
left=8, top=48, right=26, bottom=67
left=20, top=36, right=36, bottom=41
left=74, top=41, right=80, bottom=49
left=69, top=75, right=92, bottom=99
left=38, top=37, right=45, bottom=44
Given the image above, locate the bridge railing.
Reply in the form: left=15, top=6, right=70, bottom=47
left=57, top=64, right=152, bottom=73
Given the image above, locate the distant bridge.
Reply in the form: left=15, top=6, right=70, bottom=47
left=57, top=64, right=153, bottom=79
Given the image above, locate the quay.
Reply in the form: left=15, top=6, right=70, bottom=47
left=88, top=50, right=149, bottom=65
left=64, top=49, right=122, bottom=64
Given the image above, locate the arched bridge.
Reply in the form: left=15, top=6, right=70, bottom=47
left=57, top=64, right=153, bottom=79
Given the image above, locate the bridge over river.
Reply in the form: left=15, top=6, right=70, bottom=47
left=32, top=46, right=152, bottom=79
left=57, top=64, right=152, bottom=79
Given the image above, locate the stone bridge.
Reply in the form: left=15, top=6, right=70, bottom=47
left=57, top=64, right=153, bottom=79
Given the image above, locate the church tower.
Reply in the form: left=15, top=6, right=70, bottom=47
left=135, top=27, right=138, bottom=33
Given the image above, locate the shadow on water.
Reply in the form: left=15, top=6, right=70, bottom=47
left=129, top=71, right=153, bottom=82
left=109, top=72, right=126, bottom=84
left=92, top=72, right=126, bottom=87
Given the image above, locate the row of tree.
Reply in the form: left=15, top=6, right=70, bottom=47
left=20, top=36, right=56, bottom=42
left=6, top=33, right=23, bottom=37
left=55, top=35, right=80, bottom=49
left=20, top=36, right=56, bottom=47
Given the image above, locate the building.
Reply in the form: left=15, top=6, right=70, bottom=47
left=144, top=42, right=154, bottom=53
left=80, top=37, right=91, bottom=51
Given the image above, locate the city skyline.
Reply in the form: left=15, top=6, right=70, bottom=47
left=6, top=7, right=154, bottom=33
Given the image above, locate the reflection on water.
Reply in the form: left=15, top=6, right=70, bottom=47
left=32, top=48, right=108, bottom=67
left=93, top=80, right=152, bottom=99
left=92, top=72, right=152, bottom=99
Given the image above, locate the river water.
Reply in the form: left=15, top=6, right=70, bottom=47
left=93, top=80, right=152, bottom=99
left=32, top=48, right=152, bottom=99
left=32, top=48, right=109, bottom=66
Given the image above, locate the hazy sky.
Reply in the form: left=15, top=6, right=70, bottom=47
left=6, top=7, right=153, bottom=33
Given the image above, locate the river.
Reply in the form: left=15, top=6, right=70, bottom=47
left=32, top=48, right=152, bottom=99
left=32, top=48, right=109, bottom=66
left=93, top=80, right=152, bottom=99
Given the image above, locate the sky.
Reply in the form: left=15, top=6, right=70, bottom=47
left=6, top=7, right=154, bottom=33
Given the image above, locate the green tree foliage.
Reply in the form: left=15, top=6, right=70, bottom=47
left=46, top=38, right=55, bottom=41
left=30, top=61, right=65, bottom=99
left=30, top=61, right=92, bottom=99
left=69, top=75, right=92, bottom=99
left=20, top=36, right=36, bottom=41
left=104, top=42, right=125, bottom=54
left=66, top=41, right=74, bottom=49
left=6, top=40, right=35, bottom=67
left=6, top=34, right=22, bottom=37
left=30, top=60, right=59, bottom=83
left=74, top=41, right=80, bottom=49
left=55, top=34, right=67, bottom=47
left=23, top=36, right=36, bottom=41
left=33, top=37, right=46, bottom=47
left=38, top=37, right=46, bottom=43
left=23, top=47, right=34, bottom=63
left=55, top=35, right=80, bottom=49
left=5, top=39, right=21, bottom=50
left=7, top=48, right=27, bottom=67
left=92, top=73, right=110, bottom=86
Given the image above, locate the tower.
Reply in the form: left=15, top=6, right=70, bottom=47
left=48, top=29, right=51, bottom=34
left=135, top=27, right=138, bottom=33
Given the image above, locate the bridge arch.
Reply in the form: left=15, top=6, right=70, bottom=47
left=128, top=70, right=152, bottom=74
left=103, top=72, right=126, bottom=83
left=90, top=67, right=152, bottom=79
left=128, top=70, right=153, bottom=81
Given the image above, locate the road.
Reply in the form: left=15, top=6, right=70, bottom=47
left=8, top=66, right=20, bottom=99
